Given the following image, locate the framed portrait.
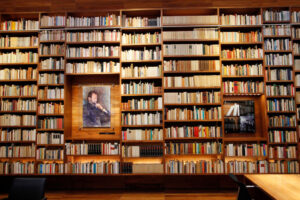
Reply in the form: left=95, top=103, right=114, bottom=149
left=82, top=86, right=111, bottom=128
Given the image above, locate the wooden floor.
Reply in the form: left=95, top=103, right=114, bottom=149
left=0, top=191, right=237, bottom=200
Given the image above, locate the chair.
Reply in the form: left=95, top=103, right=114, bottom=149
left=2, top=178, right=47, bottom=200
left=229, top=173, right=252, bottom=200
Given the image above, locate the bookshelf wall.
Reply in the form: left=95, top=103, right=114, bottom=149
left=0, top=7, right=299, bottom=175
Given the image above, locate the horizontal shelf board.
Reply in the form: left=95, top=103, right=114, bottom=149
left=265, top=65, right=293, bottom=68
left=0, top=30, right=39, bottom=34
left=40, top=25, right=65, bottom=29
left=221, top=42, right=263, bottom=45
left=267, top=111, right=296, bottom=114
left=36, top=144, right=65, bottom=147
left=163, top=24, right=219, bottom=27
left=38, top=99, right=64, bottom=101
left=221, top=58, right=263, bottom=61
left=0, top=141, right=35, bottom=144
left=268, top=142, right=298, bottom=145
left=263, top=20, right=290, bottom=24
left=220, top=25, right=262, bottom=28
left=266, top=96, right=294, bottom=98
left=121, top=94, right=162, bottom=97
left=223, top=93, right=263, bottom=96
left=38, top=84, right=64, bottom=87
left=37, top=129, right=64, bottom=131
left=223, top=137, right=267, bottom=142
left=164, top=120, right=222, bottom=123
left=66, top=56, right=119, bottom=60
left=0, top=126, right=36, bottom=128
left=268, top=126, right=297, bottom=129
left=39, top=40, right=65, bottom=43
left=67, top=155, right=120, bottom=158
left=0, top=46, right=38, bottom=50
left=121, top=43, right=161, bottom=47
left=222, top=75, right=264, bottom=78
left=66, top=72, right=120, bottom=76
left=39, top=69, right=65, bottom=72
left=164, top=86, right=221, bottom=90
left=163, top=39, right=219, bottom=43
left=122, top=156, right=163, bottom=159
left=263, top=35, right=291, bottom=38
left=0, top=96, right=36, bottom=99
left=264, top=50, right=293, bottom=53
left=266, top=80, right=294, bottom=83
left=121, top=109, right=163, bottom=112
left=163, top=70, right=220, bottom=74
left=121, top=60, right=162, bottom=63
left=65, top=138, right=120, bottom=142
left=268, top=158, right=298, bottom=161
left=225, top=156, right=268, bottom=159
left=38, top=113, right=64, bottom=116
left=0, top=111, right=36, bottom=114
left=121, top=140, right=164, bottom=143
left=36, top=159, right=64, bottom=162
left=294, top=54, right=300, bottom=57
left=0, top=79, right=37, bottom=83
left=0, top=63, right=38, bottom=66
left=165, top=154, right=221, bottom=158
left=164, top=173, right=226, bottom=175
left=164, top=103, right=221, bottom=106
left=164, top=55, right=219, bottom=58
left=122, top=125, right=163, bottom=128
left=121, top=27, right=161, bottom=31
left=121, top=76, right=162, bottom=80
left=0, top=157, right=35, bottom=159
left=293, top=38, right=300, bottom=41
left=66, top=41, right=120, bottom=45
left=165, top=137, right=223, bottom=141
left=39, top=55, right=65, bottom=58
left=66, top=25, right=121, bottom=29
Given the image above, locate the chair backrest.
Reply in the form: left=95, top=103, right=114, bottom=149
left=228, top=174, right=252, bottom=200
left=8, top=178, right=46, bottom=200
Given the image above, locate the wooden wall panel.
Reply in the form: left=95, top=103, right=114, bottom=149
left=0, top=0, right=299, bottom=12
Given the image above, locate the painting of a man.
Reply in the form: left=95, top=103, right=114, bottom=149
left=83, top=86, right=111, bottom=127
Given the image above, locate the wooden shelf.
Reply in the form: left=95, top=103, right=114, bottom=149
left=223, top=137, right=267, bottom=142
left=221, top=42, right=263, bottom=45
left=164, top=70, right=220, bottom=74
left=165, top=154, right=221, bottom=158
left=0, top=111, right=36, bottom=114
left=121, top=94, right=162, bottom=97
left=121, top=27, right=161, bottom=31
left=264, top=50, right=292, bottom=53
left=263, top=20, right=290, bottom=24
left=121, top=60, right=162, bottom=63
left=0, top=79, right=37, bottom=83
left=122, top=125, right=163, bottom=128
left=163, top=24, right=219, bottom=27
left=266, top=80, right=294, bottom=83
left=0, top=126, right=36, bottom=128
left=66, top=41, right=120, bottom=45
left=66, top=72, right=120, bottom=76
left=268, top=126, right=297, bottom=129
left=164, top=55, right=220, bottom=58
left=268, top=142, right=298, bottom=145
left=36, top=144, right=65, bottom=147
left=165, top=137, right=223, bottom=141
left=0, top=46, right=38, bottom=50
left=39, top=55, right=65, bottom=58
left=39, top=69, right=65, bottom=72
left=38, top=113, right=64, bottom=116
left=223, top=93, right=263, bottom=96
left=0, top=30, right=39, bottom=34
left=164, top=103, right=221, bottom=106
left=267, top=111, right=296, bottom=114
left=38, top=99, right=64, bottom=102
left=39, top=40, right=65, bottom=43
left=121, top=109, right=163, bottom=112
left=0, top=157, right=35, bottom=160
left=121, top=140, right=164, bottom=143
left=67, top=155, right=120, bottom=158
left=66, top=25, right=121, bottom=29
left=0, top=63, right=38, bottom=66
left=66, top=56, right=119, bottom=60
left=1, top=96, right=37, bottom=99
left=263, top=35, right=291, bottom=38
left=121, top=76, right=162, bottom=80
left=164, top=120, right=222, bottom=123
left=38, top=84, right=64, bottom=87
left=266, top=65, right=293, bottom=68
left=39, top=26, right=66, bottom=29
left=221, top=58, right=263, bottom=61
left=222, top=75, right=264, bottom=78
left=164, top=86, right=221, bottom=90
left=163, top=39, right=219, bottom=43
left=268, top=158, right=298, bottom=161
left=220, top=25, right=262, bottom=28
left=121, top=43, right=161, bottom=47
left=225, top=156, right=268, bottom=159
left=266, top=96, right=294, bottom=99
left=0, top=141, right=35, bottom=144
left=36, top=159, right=64, bottom=162
left=37, top=129, right=64, bottom=131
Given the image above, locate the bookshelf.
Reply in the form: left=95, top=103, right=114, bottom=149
left=0, top=8, right=300, bottom=176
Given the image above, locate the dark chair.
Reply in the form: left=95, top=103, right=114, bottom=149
left=229, top=173, right=252, bottom=200
left=2, top=178, right=47, bottom=200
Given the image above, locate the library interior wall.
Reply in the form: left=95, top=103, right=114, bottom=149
left=0, top=0, right=299, bottom=12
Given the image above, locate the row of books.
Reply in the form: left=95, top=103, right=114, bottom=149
left=41, top=58, right=64, bottom=70
left=67, top=30, right=120, bottom=42
left=121, top=32, right=161, bottom=44
left=37, top=118, right=64, bottom=129
left=263, top=25, right=290, bottom=36
left=0, top=162, right=35, bottom=174
left=266, top=84, right=294, bottom=96
left=226, top=160, right=268, bottom=174
left=0, top=51, right=38, bottom=63
left=65, top=161, right=120, bottom=174
left=165, top=142, right=222, bottom=155
left=0, top=144, right=35, bottom=158
left=0, top=67, right=37, bottom=80
left=0, top=129, right=36, bottom=142
left=295, top=59, right=300, bottom=70
left=269, top=146, right=297, bottom=159
left=66, top=61, right=120, bottom=74
left=40, top=30, right=65, bottom=41
left=294, top=43, right=300, bottom=54
left=37, top=163, right=64, bottom=174
left=0, top=114, right=36, bottom=126
left=121, top=82, right=162, bottom=95
left=38, top=73, right=64, bottom=85
left=122, top=163, right=163, bottom=174
left=165, top=107, right=222, bottom=120
left=267, top=98, right=295, bottom=112
left=163, top=44, right=219, bottom=56
left=163, top=28, right=219, bottom=40
left=221, top=47, right=263, bottom=59
left=1, top=99, right=36, bottom=112
left=164, top=91, right=221, bottom=104
left=269, top=115, right=296, bottom=127
left=65, top=143, right=120, bottom=155
left=36, top=148, right=64, bottom=160
left=263, top=10, right=290, bottom=22
left=122, top=129, right=163, bottom=141
left=163, top=15, right=218, bottom=25
left=165, top=126, right=222, bottom=138
left=295, top=75, right=300, bottom=86
left=40, top=44, right=65, bottom=55
left=37, top=132, right=64, bottom=144
left=38, top=102, right=64, bottom=114
left=1, top=20, right=39, bottom=31
left=226, top=143, right=267, bottom=157
left=220, top=31, right=262, bottom=43
left=67, top=46, right=119, bottom=57
left=122, top=16, right=160, bottom=27
left=292, top=11, right=300, bottom=23
left=40, top=16, right=66, bottom=27
left=292, top=27, right=300, bottom=39
left=67, top=15, right=121, bottom=27
left=264, top=39, right=292, bottom=51
left=38, top=87, right=64, bottom=99
left=222, top=64, right=263, bottom=76
left=269, top=69, right=293, bottom=81
left=0, top=36, right=38, bottom=47
left=269, top=161, right=299, bottom=173
left=268, top=131, right=297, bottom=143
left=121, top=65, right=162, bottom=78
left=122, top=112, right=162, bottom=125
left=220, top=14, right=262, bottom=25
left=166, top=160, right=224, bottom=174
left=122, top=145, right=163, bottom=157
left=164, top=75, right=221, bottom=88
left=265, top=53, right=293, bottom=66
left=223, top=81, right=264, bottom=94
left=121, top=97, right=163, bottom=110
left=0, top=84, right=37, bottom=97
left=121, top=48, right=161, bottom=61
left=164, top=60, right=220, bottom=72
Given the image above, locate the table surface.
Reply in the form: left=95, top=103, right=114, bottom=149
left=245, top=175, right=300, bottom=200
